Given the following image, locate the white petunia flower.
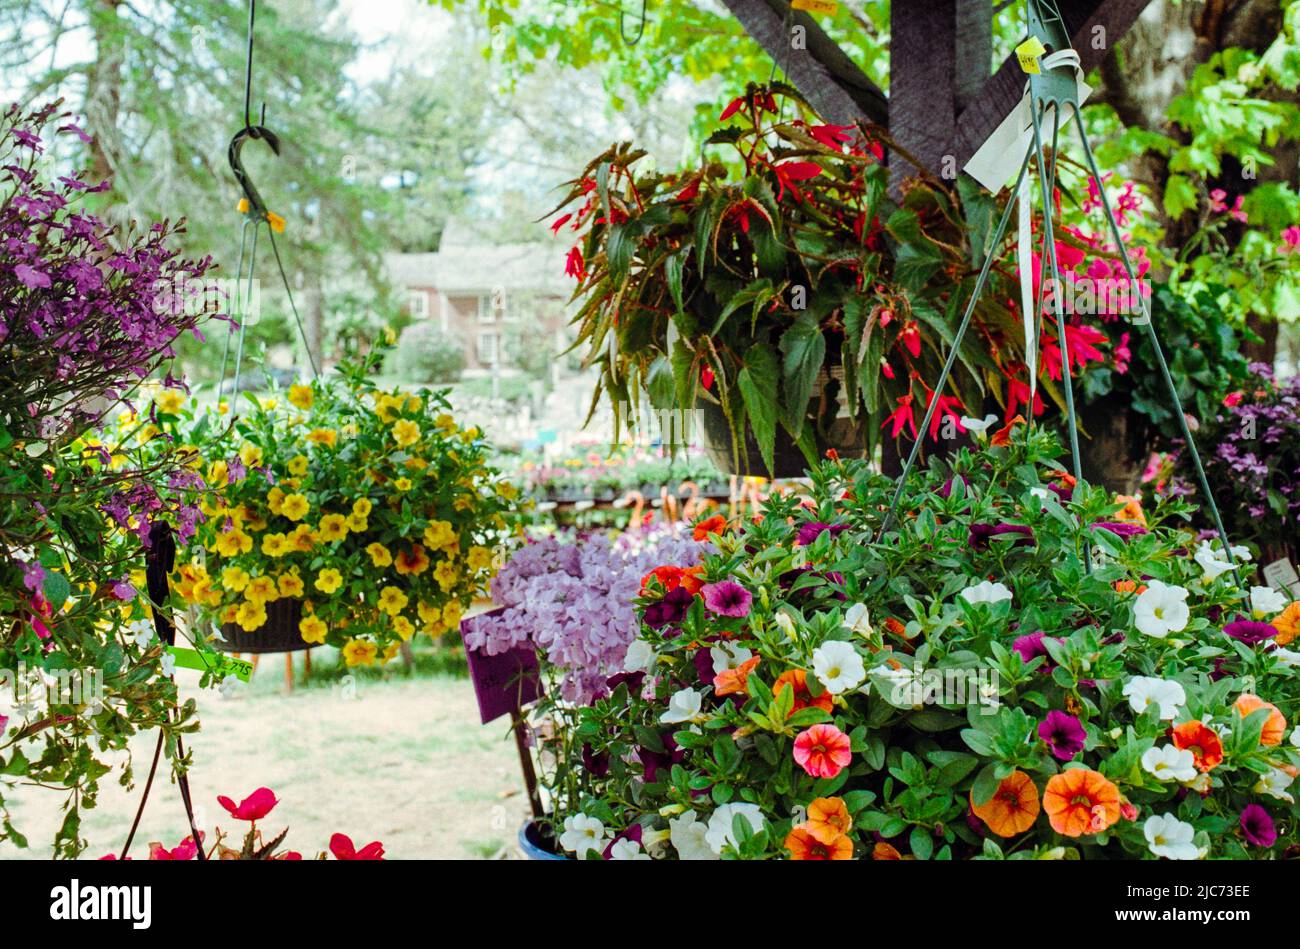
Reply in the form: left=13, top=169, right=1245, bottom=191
left=660, top=687, right=704, bottom=724
left=1250, top=585, right=1289, bottom=619
left=1133, top=580, right=1190, bottom=638
left=960, top=580, right=1013, bottom=605
left=130, top=619, right=154, bottom=651
left=1141, top=745, right=1197, bottom=783
left=1123, top=676, right=1186, bottom=721
left=559, top=813, right=608, bottom=857
left=811, top=640, right=866, bottom=694
left=704, top=803, right=764, bottom=856
left=1194, top=541, right=1236, bottom=582
left=1255, top=767, right=1296, bottom=804
left=159, top=652, right=177, bottom=678
left=668, top=811, right=718, bottom=861
left=218, top=673, right=241, bottom=698
left=773, top=612, right=797, bottom=639
left=623, top=639, right=655, bottom=673
left=961, top=414, right=999, bottom=437
left=842, top=603, right=874, bottom=638
left=1143, top=814, right=1203, bottom=860
left=709, top=643, right=754, bottom=677
left=608, top=838, right=651, bottom=860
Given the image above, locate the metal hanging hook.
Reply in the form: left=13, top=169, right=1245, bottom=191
left=620, top=0, right=647, bottom=45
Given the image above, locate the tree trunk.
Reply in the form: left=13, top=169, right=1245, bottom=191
left=85, top=0, right=125, bottom=198
left=302, top=271, right=325, bottom=373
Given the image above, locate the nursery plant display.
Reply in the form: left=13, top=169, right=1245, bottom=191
left=545, top=429, right=1300, bottom=859
left=153, top=351, right=525, bottom=663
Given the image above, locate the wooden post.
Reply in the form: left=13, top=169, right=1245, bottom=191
left=511, top=711, right=544, bottom=820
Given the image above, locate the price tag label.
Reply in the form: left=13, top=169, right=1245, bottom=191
left=792, top=0, right=839, bottom=15
left=1015, top=37, right=1047, bottom=74
left=166, top=646, right=253, bottom=683
left=1263, top=558, right=1300, bottom=597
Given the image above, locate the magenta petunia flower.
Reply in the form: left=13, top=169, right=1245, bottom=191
left=1224, top=618, right=1278, bottom=646
left=1038, top=710, right=1086, bottom=761
left=796, top=522, right=848, bottom=546
left=1092, top=521, right=1148, bottom=538
left=701, top=581, right=752, bottom=618
left=1240, top=804, right=1276, bottom=847
left=968, top=522, right=1035, bottom=551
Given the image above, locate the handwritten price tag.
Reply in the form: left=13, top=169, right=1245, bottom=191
left=1015, top=37, right=1047, bottom=74
left=166, top=646, right=253, bottom=683
left=792, top=0, right=839, bottom=15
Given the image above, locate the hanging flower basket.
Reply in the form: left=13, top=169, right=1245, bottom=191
left=216, top=597, right=313, bottom=654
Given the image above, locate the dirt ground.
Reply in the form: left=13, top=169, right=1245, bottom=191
left=1, top=661, right=535, bottom=860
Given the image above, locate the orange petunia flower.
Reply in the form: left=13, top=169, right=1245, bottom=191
left=692, top=514, right=728, bottom=541
left=1272, top=601, right=1300, bottom=646
left=785, top=826, right=853, bottom=860
left=714, top=656, right=760, bottom=697
left=773, top=669, right=834, bottom=714
left=884, top=617, right=906, bottom=637
left=872, top=841, right=902, bottom=860
left=1171, top=720, right=1224, bottom=772
left=1113, top=579, right=1147, bottom=595
left=641, top=565, right=683, bottom=593
left=1113, top=495, right=1147, bottom=525
left=1234, top=694, right=1287, bottom=746
left=394, top=544, right=431, bottom=576
left=1042, top=768, right=1121, bottom=838
left=805, top=796, right=852, bottom=845
left=678, top=565, right=707, bottom=595
left=991, top=415, right=1024, bottom=447
left=970, top=770, right=1040, bottom=837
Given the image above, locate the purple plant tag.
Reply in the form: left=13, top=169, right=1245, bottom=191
left=461, top=608, right=541, bottom=724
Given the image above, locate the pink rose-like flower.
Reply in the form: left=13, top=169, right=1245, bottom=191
left=217, top=787, right=279, bottom=822
left=330, top=833, right=385, bottom=860
left=793, top=723, right=852, bottom=779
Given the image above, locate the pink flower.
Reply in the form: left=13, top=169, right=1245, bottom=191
left=330, top=833, right=385, bottom=860
left=148, top=834, right=202, bottom=860
left=1280, top=226, right=1300, bottom=254
left=793, top=723, right=852, bottom=779
left=1223, top=391, right=1244, bottom=408
left=217, top=787, right=279, bottom=821
left=700, top=581, right=752, bottom=618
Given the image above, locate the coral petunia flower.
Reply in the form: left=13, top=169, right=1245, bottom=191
left=872, top=841, right=902, bottom=860
left=773, top=669, right=834, bottom=714
left=805, top=796, right=852, bottom=845
left=678, top=566, right=706, bottom=595
left=714, top=656, right=760, bottom=697
left=990, top=415, right=1024, bottom=447
left=692, top=514, right=728, bottom=541
left=1234, top=694, right=1287, bottom=746
left=641, top=565, right=684, bottom=593
left=785, top=825, right=853, bottom=860
left=1273, top=601, right=1300, bottom=646
left=1170, top=720, right=1225, bottom=772
left=793, top=723, right=852, bottom=779
left=970, top=770, right=1040, bottom=837
left=394, top=544, right=431, bottom=576
left=1042, top=768, right=1120, bottom=837
left=217, top=787, right=278, bottom=822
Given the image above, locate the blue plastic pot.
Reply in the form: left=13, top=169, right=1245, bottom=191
left=518, top=820, right=568, bottom=860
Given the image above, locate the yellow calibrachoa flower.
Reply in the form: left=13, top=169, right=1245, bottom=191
left=239, top=442, right=264, bottom=470
left=433, top=560, right=458, bottom=592
left=287, top=454, right=309, bottom=477
left=434, top=413, right=456, bottom=432
left=219, top=603, right=240, bottom=625
left=220, top=566, right=251, bottom=593
left=392, top=615, right=415, bottom=641
left=289, top=524, right=315, bottom=552
left=467, top=546, right=493, bottom=572
left=377, top=586, right=408, bottom=615
left=394, top=544, right=430, bottom=577
left=417, top=600, right=441, bottom=628
left=156, top=389, right=185, bottom=414
left=352, top=498, right=373, bottom=519
left=267, top=486, right=286, bottom=516
left=314, top=568, right=343, bottom=595
left=317, top=513, right=349, bottom=543
left=278, top=572, right=305, bottom=598
left=235, top=600, right=268, bottom=631
left=287, top=384, right=314, bottom=410
left=261, top=532, right=290, bottom=557
left=346, top=513, right=368, bottom=533
left=208, top=460, right=229, bottom=486
left=392, top=419, right=420, bottom=448
left=281, top=493, right=310, bottom=522
left=307, top=428, right=337, bottom=449
left=374, top=392, right=405, bottom=423
left=365, top=542, right=393, bottom=568
left=441, top=599, right=463, bottom=631
left=342, top=639, right=378, bottom=667
left=423, top=520, right=455, bottom=549
left=245, top=575, right=280, bottom=605
left=299, top=614, right=327, bottom=644
left=394, top=477, right=412, bottom=492
left=214, top=529, right=253, bottom=557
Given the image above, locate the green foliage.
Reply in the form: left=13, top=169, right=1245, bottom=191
left=391, top=323, right=467, bottom=384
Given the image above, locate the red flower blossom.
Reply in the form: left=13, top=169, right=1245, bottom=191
left=772, top=160, right=822, bottom=202
left=882, top=394, right=917, bottom=439
left=564, top=246, right=587, bottom=281
left=549, top=213, right=572, bottom=235
left=329, top=833, right=385, bottom=860
left=217, top=787, right=278, bottom=822
left=808, top=123, right=855, bottom=150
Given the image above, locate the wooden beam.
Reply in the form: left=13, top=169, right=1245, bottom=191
left=949, top=0, right=1156, bottom=173
left=720, top=0, right=887, bottom=127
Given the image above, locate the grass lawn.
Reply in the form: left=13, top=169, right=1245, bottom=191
left=1, top=650, right=534, bottom=860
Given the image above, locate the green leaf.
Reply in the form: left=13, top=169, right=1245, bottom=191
left=1164, top=174, right=1198, bottom=221
left=42, top=572, right=71, bottom=612
left=737, top=344, right=780, bottom=476
left=778, top=313, right=825, bottom=432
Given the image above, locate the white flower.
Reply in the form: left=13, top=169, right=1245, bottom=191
left=872, top=664, right=922, bottom=708
left=559, top=813, right=608, bottom=857
left=608, top=838, right=651, bottom=860
left=1250, top=585, right=1288, bottom=619
left=1255, top=767, right=1296, bottom=804
left=1272, top=648, right=1300, bottom=669
left=1030, top=486, right=1054, bottom=503
left=704, top=803, right=764, bottom=856
left=218, top=673, right=241, bottom=698
left=773, top=612, right=797, bottom=639
left=1133, top=581, right=1190, bottom=638
left=811, top=640, right=866, bottom=694
left=1194, top=541, right=1236, bottom=581
left=1141, top=745, right=1197, bottom=783
left=623, top=639, right=655, bottom=673
left=960, top=414, right=999, bottom=436
left=1292, top=727, right=1300, bottom=748
left=1143, top=813, right=1203, bottom=860
left=843, top=603, right=874, bottom=638
left=1123, top=676, right=1186, bottom=721
left=668, top=811, right=718, bottom=861
left=960, top=580, right=1013, bottom=605
left=709, top=643, right=754, bottom=677
left=130, top=619, right=154, bottom=651
left=660, top=687, right=704, bottom=724
left=159, top=652, right=177, bottom=678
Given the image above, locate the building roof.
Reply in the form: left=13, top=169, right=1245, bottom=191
left=385, top=239, right=572, bottom=295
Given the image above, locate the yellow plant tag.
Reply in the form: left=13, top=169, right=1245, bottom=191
left=792, top=0, right=838, bottom=15
left=1015, top=37, right=1047, bottom=74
